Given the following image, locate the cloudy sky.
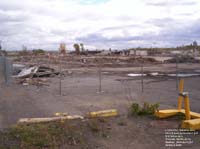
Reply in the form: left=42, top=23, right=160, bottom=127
left=0, top=0, right=200, bottom=50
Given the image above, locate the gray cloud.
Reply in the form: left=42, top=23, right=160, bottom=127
left=101, top=24, right=142, bottom=31
left=146, top=18, right=176, bottom=28
left=0, top=10, right=30, bottom=23
left=146, top=1, right=197, bottom=7
left=0, top=0, right=199, bottom=50
left=77, top=19, right=200, bottom=48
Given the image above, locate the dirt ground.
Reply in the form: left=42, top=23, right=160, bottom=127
left=0, top=56, right=200, bottom=148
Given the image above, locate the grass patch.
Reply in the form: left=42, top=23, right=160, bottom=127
left=87, top=118, right=111, bottom=139
left=88, top=119, right=101, bottom=133
left=0, top=120, right=88, bottom=148
left=0, top=118, right=112, bottom=148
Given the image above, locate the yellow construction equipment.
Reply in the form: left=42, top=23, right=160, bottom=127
left=182, top=118, right=200, bottom=130
left=155, top=79, right=200, bottom=130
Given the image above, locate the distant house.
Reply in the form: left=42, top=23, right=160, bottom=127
left=130, top=50, right=148, bottom=56
left=99, top=50, right=112, bottom=56
left=170, top=51, right=182, bottom=55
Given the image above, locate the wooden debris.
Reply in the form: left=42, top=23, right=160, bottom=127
left=87, top=109, right=118, bottom=118
left=54, top=112, right=68, bottom=116
left=16, top=78, right=50, bottom=86
left=18, top=115, right=84, bottom=124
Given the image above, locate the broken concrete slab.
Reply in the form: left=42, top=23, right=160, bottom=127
left=15, top=66, right=38, bottom=78
left=14, top=66, right=59, bottom=78
left=12, top=64, right=26, bottom=75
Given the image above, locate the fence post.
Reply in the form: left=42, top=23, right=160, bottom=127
left=98, top=61, right=102, bottom=93
left=176, top=56, right=179, bottom=90
left=59, top=56, right=62, bottom=95
left=141, top=58, right=144, bottom=93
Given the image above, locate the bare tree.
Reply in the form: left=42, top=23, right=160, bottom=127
left=19, top=45, right=28, bottom=56
left=193, top=41, right=198, bottom=47
left=73, top=43, right=80, bottom=55
left=192, top=41, right=198, bottom=57
left=0, top=40, right=2, bottom=50
left=59, top=42, right=66, bottom=55
left=0, top=40, right=2, bottom=56
left=80, top=43, right=84, bottom=52
left=22, top=45, right=27, bottom=51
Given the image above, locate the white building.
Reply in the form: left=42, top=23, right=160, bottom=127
left=130, top=50, right=148, bottom=56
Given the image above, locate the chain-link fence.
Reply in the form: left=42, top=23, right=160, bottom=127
left=0, top=56, right=12, bottom=85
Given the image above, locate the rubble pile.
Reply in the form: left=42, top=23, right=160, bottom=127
left=165, top=55, right=200, bottom=63
left=13, top=65, right=59, bottom=86
left=16, top=78, right=49, bottom=86
left=14, top=66, right=58, bottom=78
left=126, top=57, right=158, bottom=63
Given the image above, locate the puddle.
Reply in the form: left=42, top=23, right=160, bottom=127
left=127, top=72, right=200, bottom=77
left=150, top=72, right=159, bottom=76
left=127, top=73, right=147, bottom=77
left=167, top=74, right=200, bottom=77
left=195, top=70, right=200, bottom=73
left=127, top=72, right=160, bottom=77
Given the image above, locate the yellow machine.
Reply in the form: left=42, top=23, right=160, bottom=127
left=155, top=79, right=200, bottom=130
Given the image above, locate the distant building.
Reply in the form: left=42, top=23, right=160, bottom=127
left=130, top=50, right=148, bottom=56
left=99, top=50, right=112, bottom=56
left=170, top=51, right=182, bottom=55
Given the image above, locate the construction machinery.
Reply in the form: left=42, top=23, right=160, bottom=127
left=155, top=79, right=200, bottom=130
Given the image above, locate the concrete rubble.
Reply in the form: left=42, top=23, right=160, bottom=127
left=14, top=65, right=58, bottom=78
left=13, top=65, right=59, bottom=85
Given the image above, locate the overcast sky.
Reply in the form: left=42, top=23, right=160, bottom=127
left=0, top=0, right=200, bottom=50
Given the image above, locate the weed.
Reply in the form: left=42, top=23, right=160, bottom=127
left=117, top=119, right=127, bottom=126
left=87, top=119, right=101, bottom=133
left=87, top=118, right=111, bottom=140
left=129, top=102, right=159, bottom=116
left=176, top=112, right=186, bottom=120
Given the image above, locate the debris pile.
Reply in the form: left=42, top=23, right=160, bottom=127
left=14, top=66, right=58, bottom=78
left=12, top=64, right=26, bottom=75
left=165, top=55, right=200, bottom=63
left=16, top=78, right=49, bottom=86
left=13, top=65, right=59, bottom=86
left=126, top=57, right=158, bottom=63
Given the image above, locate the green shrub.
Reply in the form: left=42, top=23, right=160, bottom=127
left=129, top=102, right=159, bottom=116
left=32, top=49, right=45, bottom=55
